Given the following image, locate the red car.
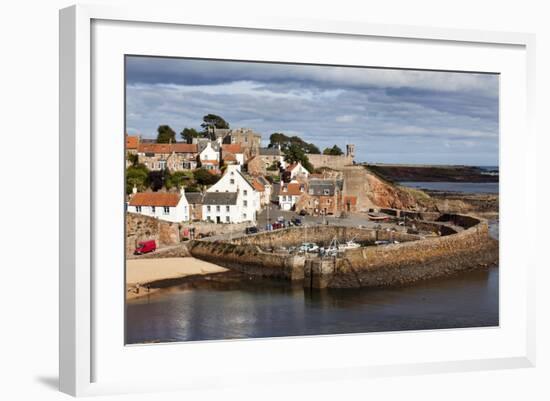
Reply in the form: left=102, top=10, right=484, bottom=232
left=272, top=222, right=283, bottom=230
left=134, top=240, right=156, bottom=255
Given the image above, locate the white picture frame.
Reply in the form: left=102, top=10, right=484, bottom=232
left=59, top=4, right=536, bottom=397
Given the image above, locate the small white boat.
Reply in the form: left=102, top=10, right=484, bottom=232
left=339, top=240, right=360, bottom=250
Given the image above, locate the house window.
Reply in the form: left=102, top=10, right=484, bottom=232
left=243, top=213, right=247, bottom=219
left=309, top=189, right=314, bottom=195
left=151, top=206, right=156, bottom=213
left=243, top=200, right=248, bottom=207
left=324, top=189, right=330, bottom=195
left=159, top=160, right=166, bottom=170
left=207, top=206, right=211, bottom=212
left=216, top=205, right=220, bottom=212
left=226, top=206, right=230, bottom=212
left=226, top=216, right=230, bottom=223
left=136, top=206, right=142, bottom=212
left=230, top=179, right=235, bottom=184
left=163, top=207, right=169, bottom=214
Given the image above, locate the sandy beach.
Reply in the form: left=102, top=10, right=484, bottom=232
left=126, top=257, right=227, bottom=299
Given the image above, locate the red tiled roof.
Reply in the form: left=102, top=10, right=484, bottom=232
left=129, top=192, right=181, bottom=207
left=172, top=143, right=198, bottom=153
left=222, top=144, right=243, bottom=154
left=224, top=153, right=237, bottom=162
left=126, top=135, right=139, bottom=150
left=201, top=160, right=219, bottom=165
left=279, top=182, right=303, bottom=196
left=138, top=143, right=172, bottom=154
left=252, top=179, right=265, bottom=192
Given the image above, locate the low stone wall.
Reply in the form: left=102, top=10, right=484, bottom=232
left=126, top=213, right=251, bottom=256
left=231, top=225, right=421, bottom=248
left=126, top=213, right=180, bottom=256
left=187, top=241, right=305, bottom=280
left=180, top=221, right=250, bottom=239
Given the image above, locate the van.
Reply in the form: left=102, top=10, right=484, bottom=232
left=134, top=240, right=156, bottom=255
left=245, top=226, right=259, bottom=235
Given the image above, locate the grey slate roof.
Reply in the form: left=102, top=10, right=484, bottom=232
left=256, top=176, right=270, bottom=186
left=307, top=180, right=343, bottom=196
left=202, top=192, right=238, bottom=205
left=197, top=140, right=220, bottom=153
left=184, top=192, right=204, bottom=204
left=259, top=147, right=281, bottom=156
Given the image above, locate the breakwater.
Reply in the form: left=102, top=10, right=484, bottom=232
left=187, top=213, right=498, bottom=289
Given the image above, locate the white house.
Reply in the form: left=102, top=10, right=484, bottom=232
left=285, top=162, right=309, bottom=181
left=204, top=164, right=260, bottom=223
left=128, top=187, right=190, bottom=222
left=198, top=141, right=221, bottom=172
left=278, top=181, right=304, bottom=211
left=202, top=192, right=239, bottom=224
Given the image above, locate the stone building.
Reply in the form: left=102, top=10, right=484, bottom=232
left=258, top=147, right=285, bottom=169
left=296, top=179, right=343, bottom=216
left=136, top=143, right=198, bottom=171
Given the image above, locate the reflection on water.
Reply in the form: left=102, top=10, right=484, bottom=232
left=126, top=267, right=499, bottom=344
left=126, top=221, right=500, bottom=345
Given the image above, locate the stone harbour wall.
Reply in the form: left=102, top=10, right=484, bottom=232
left=190, top=213, right=498, bottom=289
left=187, top=241, right=305, bottom=280
left=306, top=218, right=498, bottom=288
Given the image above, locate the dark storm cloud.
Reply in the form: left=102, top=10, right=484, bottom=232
left=125, top=56, right=499, bottom=165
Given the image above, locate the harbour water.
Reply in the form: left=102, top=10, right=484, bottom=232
left=126, top=222, right=499, bottom=345
left=126, top=265, right=498, bottom=344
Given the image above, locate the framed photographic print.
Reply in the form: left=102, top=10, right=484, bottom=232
left=59, top=4, right=536, bottom=397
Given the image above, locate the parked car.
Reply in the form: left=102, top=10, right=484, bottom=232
left=245, top=226, right=259, bottom=235
left=272, top=222, right=283, bottom=229
left=134, top=240, right=156, bottom=255
left=299, top=209, right=308, bottom=216
left=292, top=218, right=302, bottom=226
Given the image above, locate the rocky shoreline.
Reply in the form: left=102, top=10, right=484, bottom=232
left=366, top=164, right=498, bottom=183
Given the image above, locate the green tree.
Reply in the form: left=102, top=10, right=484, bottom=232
left=201, top=114, right=229, bottom=131
left=126, top=152, right=138, bottom=167
left=126, top=164, right=149, bottom=194
left=323, top=145, right=344, bottom=156
left=180, top=127, right=200, bottom=143
left=193, top=168, right=221, bottom=187
left=156, top=125, right=176, bottom=143
left=268, top=132, right=320, bottom=154
left=166, top=171, right=193, bottom=189
left=283, top=144, right=313, bottom=172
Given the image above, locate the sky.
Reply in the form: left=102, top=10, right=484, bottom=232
left=125, top=56, right=499, bottom=165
